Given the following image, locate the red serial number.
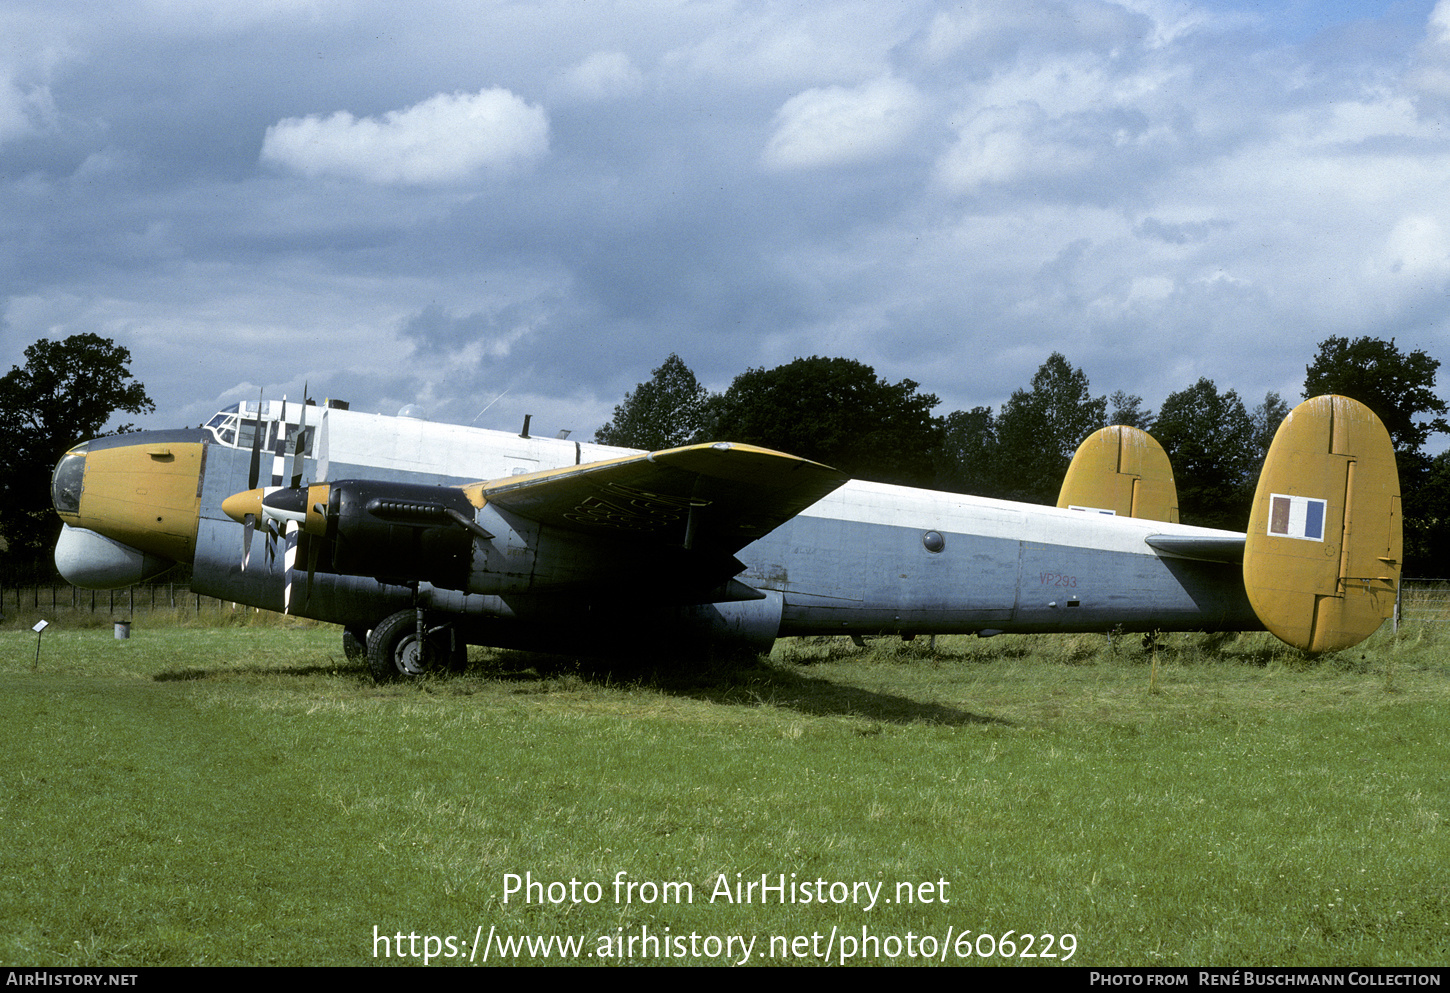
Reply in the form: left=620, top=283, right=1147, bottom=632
left=1039, top=573, right=1078, bottom=588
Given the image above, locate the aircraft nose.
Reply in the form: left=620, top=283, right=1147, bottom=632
left=50, top=433, right=207, bottom=564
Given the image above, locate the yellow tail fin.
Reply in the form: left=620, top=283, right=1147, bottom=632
left=1243, top=395, right=1401, bottom=652
left=1058, top=425, right=1179, bottom=522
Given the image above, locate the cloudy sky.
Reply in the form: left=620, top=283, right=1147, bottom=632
left=4, top=0, right=1450, bottom=451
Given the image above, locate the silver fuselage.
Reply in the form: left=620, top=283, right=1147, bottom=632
left=55, top=402, right=1259, bottom=652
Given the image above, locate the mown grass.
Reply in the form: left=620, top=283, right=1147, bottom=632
left=0, top=611, right=1446, bottom=967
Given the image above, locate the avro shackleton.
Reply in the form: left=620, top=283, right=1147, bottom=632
left=51, top=393, right=1401, bottom=679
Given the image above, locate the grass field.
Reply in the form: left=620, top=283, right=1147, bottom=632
left=0, top=605, right=1446, bottom=967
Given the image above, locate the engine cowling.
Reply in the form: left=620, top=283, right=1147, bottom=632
left=320, top=480, right=477, bottom=590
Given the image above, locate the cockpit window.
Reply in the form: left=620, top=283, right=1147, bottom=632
left=237, top=418, right=263, bottom=450
left=52, top=451, right=86, bottom=515
left=202, top=402, right=311, bottom=457
left=280, top=424, right=314, bottom=456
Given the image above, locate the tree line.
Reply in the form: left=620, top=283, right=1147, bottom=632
left=1, top=333, right=1444, bottom=578
left=596, top=339, right=1449, bottom=574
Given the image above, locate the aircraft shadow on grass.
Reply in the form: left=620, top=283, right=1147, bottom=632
left=152, top=651, right=1009, bottom=726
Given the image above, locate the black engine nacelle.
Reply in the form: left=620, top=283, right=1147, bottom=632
left=323, top=480, right=476, bottom=590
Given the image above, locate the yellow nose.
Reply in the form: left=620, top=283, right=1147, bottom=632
left=53, top=440, right=205, bottom=563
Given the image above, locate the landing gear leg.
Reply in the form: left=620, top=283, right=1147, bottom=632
left=365, top=609, right=467, bottom=682
left=368, top=609, right=435, bottom=682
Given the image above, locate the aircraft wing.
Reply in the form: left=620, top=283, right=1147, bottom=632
left=464, top=441, right=849, bottom=553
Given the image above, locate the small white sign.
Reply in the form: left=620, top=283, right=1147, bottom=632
left=32, top=620, right=49, bottom=633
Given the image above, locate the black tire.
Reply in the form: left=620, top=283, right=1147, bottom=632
left=368, top=610, right=437, bottom=682
left=342, top=626, right=368, bottom=661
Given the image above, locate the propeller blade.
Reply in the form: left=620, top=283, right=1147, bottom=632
left=316, top=408, right=330, bottom=483
left=247, top=389, right=264, bottom=490
left=282, top=522, right=300, bottom=614
left=271, top=396, right=288, bottom=485
left=289, top=398, right=307, bottom=490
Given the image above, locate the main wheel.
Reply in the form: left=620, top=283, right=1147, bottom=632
left=342, top=626, right=369, bottom=661
left=368, top=610, right=438, bottom=682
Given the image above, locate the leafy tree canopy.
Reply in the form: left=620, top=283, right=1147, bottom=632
left=1303, top=336, right=1448, bottom=456
left=1109, top=390, right=1153, bottom=431
left=936, top=405, right=1000, bottom=495
left=594, top=353, right=709, bottom=450
left=0, top=334, right=154, bottom=567
left=1249, top=390, right=1290, bottom=460
left=992, top=354, right=1106, bottom=504
left=703, top=356, right=943, bottom=486
left=1152, top=378, right=1257, bottom=529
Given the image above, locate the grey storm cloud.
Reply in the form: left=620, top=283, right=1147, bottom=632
left=0, top=0, right=1446, bottom=449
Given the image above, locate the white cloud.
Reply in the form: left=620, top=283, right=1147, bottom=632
left=763, top=76, right=925, bottom=170
left=0, top=77, right=32, bottom=142
left=662, top=4, right=905, bottom=89
left=0, top=72, right=56, bottom=145
left=936, top=105, right=1092, bottom=193
left=1412, top=0, right=1450, bottom=110
left=9, top=0, right=1450, bottom=450
left=554, top=51, right=644, bottom=103
left=260, top=88, right=549, bottom=185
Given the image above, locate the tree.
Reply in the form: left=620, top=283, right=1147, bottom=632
left=1151, top=378, right=1257, bottom=529
left=936, top=405, right=1001, bottom=496
left=992, top=354, right=1107, bottom=504
left=1303, top=336, right=1449, bottom=574
left=1109, top=390, right=1153, bottom=430
left=595, top=353, right=710, bottom=450
left=1303, top=336, right=1448, bottom=457
left=702, top=356, right=943, bottom=486
left=0, top=334, right=154, bottom=568
left=1248, top=390, right=1291, bottom=460
left=1405, top=450, right=1450, bottom=572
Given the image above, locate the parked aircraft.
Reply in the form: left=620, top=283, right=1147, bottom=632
left=50, top=393, right=1400, bottom=679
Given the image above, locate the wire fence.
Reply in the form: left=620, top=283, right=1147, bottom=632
left=1396, top=578, right=1450, bottom=628
left=0, top=581, right=254, bottom=624
left=3, top=578, right=1448, bottom=629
